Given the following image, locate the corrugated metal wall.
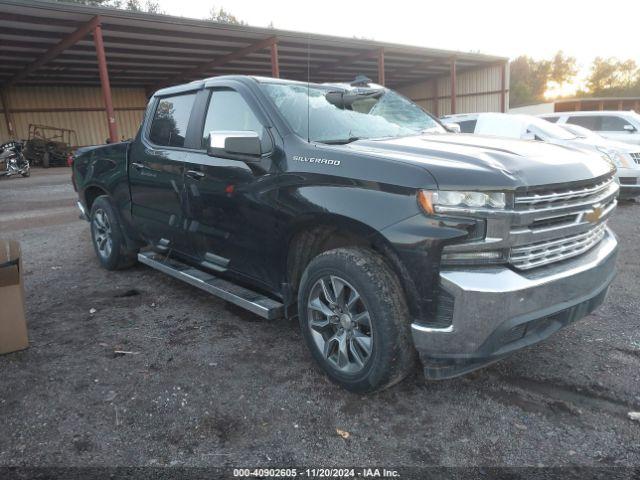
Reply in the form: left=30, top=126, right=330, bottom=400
left=399, top=63, right=509, bottom=117
left=0, top=67, right=508, bottom=145
left=0, top=86, right=147, bottom=146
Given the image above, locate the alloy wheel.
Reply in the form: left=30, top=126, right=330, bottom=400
left=307, top=275, right=373, bottom=374
left=92, top=208, right=113, bottom=260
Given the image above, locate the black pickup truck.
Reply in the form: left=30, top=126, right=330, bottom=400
left=72, top=75, right=619, bottom=392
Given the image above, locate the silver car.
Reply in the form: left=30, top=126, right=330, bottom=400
left=540, top=111, right=640, bottom=146
left=442, top=112, right=640, bottom=199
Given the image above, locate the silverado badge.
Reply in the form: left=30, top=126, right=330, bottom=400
left=292, top=155, right=341, bottom=166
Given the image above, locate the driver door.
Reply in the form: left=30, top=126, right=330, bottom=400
left=183, top=86, right=278, bottom=288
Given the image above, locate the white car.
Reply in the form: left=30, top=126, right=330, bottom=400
left=441, top=112, right=640, bottom=199
left=540, top=111, right=640, bottom=145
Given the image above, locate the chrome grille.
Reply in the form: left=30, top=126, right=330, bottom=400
left=630, top=152, right=640, bottom=164
left=514, top=176, right=615, bottom=211
left=508, top=175, right=617, bottom=269
left=510, top=222, right=608, bottom=270
left=440, top=174, right=617, bottom=271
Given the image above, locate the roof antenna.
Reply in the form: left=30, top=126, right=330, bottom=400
left=306, top=32, right=311, bottom=143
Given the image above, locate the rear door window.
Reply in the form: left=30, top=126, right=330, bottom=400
left=148, top=93, right=197, bottom=147
left=601, top=115, right=632, bottom=131
left=566, top=115, right=600, bottom=130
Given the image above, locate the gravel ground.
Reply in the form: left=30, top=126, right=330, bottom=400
left=0, top=168, right=639, bottom=469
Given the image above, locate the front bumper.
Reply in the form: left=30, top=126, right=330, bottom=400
left=616, top=167, right=640, bottom=198
left=412, top=228, right=618, bottom=379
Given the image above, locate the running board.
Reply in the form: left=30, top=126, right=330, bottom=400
left=137, top=251, right=284, bottom=320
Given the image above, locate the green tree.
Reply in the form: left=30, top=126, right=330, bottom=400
left=549, top=50, right=578, bottom=89
left=509, top=55, right=551, bottom=106
left=585, top=57, right=640, bottom=96
left=54, top=0, right=163, bottom=13
left=207, top=6, right=246, bottom=25
left=509, top=51, right=578, bottom=107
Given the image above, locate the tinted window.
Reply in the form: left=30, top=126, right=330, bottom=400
left=202, top=89, right=263, bottom=148
left=149, top=93, right=196, bottom=147
left=457, top=120, right=477, bottom=133
left=566, top=115, right=600, bottom=130
left=601, top=115, right=632, bottom=131
left=543, top=116, right=560, bottom=123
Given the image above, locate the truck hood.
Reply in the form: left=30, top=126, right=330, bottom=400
left=346, top=133, right=613, bottom=190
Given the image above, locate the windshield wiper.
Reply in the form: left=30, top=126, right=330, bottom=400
left=320, top=136, right=361, bottom=145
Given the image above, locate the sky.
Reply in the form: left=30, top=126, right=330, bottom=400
left=154, top=0, right=639, bottom=95
left=156, top=0, right=638, bottom=61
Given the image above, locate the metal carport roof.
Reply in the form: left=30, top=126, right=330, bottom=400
left=0, top=0, right=508, bottom=141
left=0, top=0, right=506, bottom=89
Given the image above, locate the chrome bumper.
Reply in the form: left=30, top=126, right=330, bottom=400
left=412, top=228, right=618, bottom=359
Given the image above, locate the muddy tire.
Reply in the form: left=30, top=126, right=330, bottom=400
left=90, top=195, right=138, bottom=270
left=298, top=247, right=416, bottom=393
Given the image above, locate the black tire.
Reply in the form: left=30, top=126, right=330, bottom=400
left=298, top=247, right=416, bottom=393
left=89, top=195, right=138, bottom=270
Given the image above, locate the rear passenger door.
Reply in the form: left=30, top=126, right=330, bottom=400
left=183, top=84, right=279, bottom=288
left=129, top=91, right=198, bottom=255
left=599, top=115, right=640, bottom=144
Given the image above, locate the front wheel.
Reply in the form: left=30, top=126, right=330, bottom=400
left=298, top=247, right=416, bottom=393
left=90, top=196, right=138, bottom=270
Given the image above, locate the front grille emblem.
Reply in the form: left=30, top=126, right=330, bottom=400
left=584, top=206, right=603, bottom=224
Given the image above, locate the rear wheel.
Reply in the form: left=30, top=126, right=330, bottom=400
left=90, top=195, right=138, bottom=270
left=298, top=247, right=416, bottom=393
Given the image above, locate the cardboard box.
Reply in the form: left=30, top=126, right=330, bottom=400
left=0, top=239, right=28, bottom=354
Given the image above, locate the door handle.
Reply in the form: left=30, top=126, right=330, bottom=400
left=131, top=162, right=145, bottom=170
left=186, top=170, right=205, bottom=180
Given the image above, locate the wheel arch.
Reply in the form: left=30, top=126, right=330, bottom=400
left=284, top=213, right=422, bottom=321
left=83, top=184, right=110, bottom=212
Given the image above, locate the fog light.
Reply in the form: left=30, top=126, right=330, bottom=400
left=441, top=250, right=506, bottom=265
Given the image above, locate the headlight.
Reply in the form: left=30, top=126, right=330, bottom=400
left=418, top=190, right=506, bottom=214
left=597, top=147, right=630, bottom=168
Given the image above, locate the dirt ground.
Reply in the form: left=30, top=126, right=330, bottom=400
left=0, top=168, right=639, bottom=469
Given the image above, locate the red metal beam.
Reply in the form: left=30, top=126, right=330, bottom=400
left=377, top=48, right=385, bottom=86
left=93, top=23, right=119, bottom=143
left=271, top=40, right=280, bottom=78
left=450, top=57, right=457, bottom=114
left=450, top=58, right=457, bottom=114
left=500, top=61, right=507, bottom=113
left=6, top=16, right=101, bottom=86
left=0, top=89, right=16, bottom=139
left=432, top=80, right=439, bottom=117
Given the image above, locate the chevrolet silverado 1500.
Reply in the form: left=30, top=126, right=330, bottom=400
left=72, top=76, right=619, bottom=392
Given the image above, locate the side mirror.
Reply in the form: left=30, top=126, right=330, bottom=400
left=522, top=132, right=536, bottom=141
left=442, top=122, right=461, bottom=133
left=207, top=131, right=262, bottom=161
left=623, top=124, right=637, bottom=133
